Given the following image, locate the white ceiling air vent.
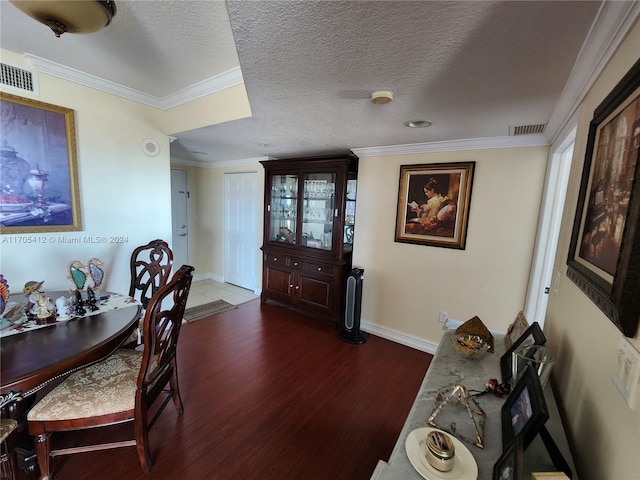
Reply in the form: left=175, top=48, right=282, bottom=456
left=510, top=123, right=546, bottom=136
left=0, top=62, right=39, bottom=95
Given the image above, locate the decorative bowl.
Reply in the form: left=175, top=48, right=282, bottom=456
left=452, top=333, right=491, bottom=359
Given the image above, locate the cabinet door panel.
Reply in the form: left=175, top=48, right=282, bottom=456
left=264, top=265, right=292, bottom=302
left=298, top=275, right=331, bottom=309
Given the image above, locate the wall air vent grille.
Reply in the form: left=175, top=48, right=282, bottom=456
left=0, top=63, right=37, bottom=93
left=510, top=123, right=546, bottom=136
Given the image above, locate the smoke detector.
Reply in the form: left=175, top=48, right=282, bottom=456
left=371, top=90, right=393, bottom=104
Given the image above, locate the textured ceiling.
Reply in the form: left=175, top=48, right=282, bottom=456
left=0, top=0, right=239, bottom=98
left=0, top=1, right=610, bottom=164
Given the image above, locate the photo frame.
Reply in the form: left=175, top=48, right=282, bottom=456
left=500, top=321, right=546, bottom=384
left=566, top=58, right=640, bottom=338
left=505, top=311, right=530, bottom=349
left=501, top=364, right=549, bottom=451
left=0, top=92, right=82, bottom=234
left=395, top=162, right=475, bottom=249
left=493, top=434, right=523, bottom=480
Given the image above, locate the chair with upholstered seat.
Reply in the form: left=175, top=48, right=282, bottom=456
left=127, top=239, right=174, bottom=346
left=129, top=239, right=174, bottom=308
left=0, top=418, right=18, bottom=480
left=27, top=264, right=194, bottom=480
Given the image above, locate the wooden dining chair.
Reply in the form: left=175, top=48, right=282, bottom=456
left=27, top=264, right=195, bottom=480
left=0, top=418, right=18, bottom=480
left=129, top=239, right=174, bottom=309
left=127, top=239, right=174, bottom=346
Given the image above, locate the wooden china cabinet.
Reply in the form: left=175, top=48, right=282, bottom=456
left=260, top=153, right=358, bottom=325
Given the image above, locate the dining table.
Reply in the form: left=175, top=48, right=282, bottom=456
left=0, top=290, right=142, bottom=410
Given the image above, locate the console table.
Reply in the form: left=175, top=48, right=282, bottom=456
left=371, top=330, right=577, bottom=480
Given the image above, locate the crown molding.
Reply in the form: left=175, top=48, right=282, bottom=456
left=352, top=134, right=549, bottom=158
left=23, top=53, right=243, bottom=109
left=171, top=155, right=268, bottom=169
left=158, top=68, right=244, bottom=109
left=545, top=0, right=640, bottom=145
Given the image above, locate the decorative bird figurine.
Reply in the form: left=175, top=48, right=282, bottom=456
left=87, top=258, right=105, bottom=289
left=68, top=260, right=87, bottom=292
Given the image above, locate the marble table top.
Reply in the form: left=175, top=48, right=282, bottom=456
left=371, top=329, right=575, bottom=480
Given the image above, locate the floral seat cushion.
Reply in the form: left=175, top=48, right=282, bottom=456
left=0, top=418, right=18, bottom=443
left=27, top=349, right=146, bottom=422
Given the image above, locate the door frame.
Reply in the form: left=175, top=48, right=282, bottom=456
left=524, top=127, right=576, bottom=327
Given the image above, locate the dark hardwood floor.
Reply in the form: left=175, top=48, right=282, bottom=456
left=18, top=300, right=432, bottom=480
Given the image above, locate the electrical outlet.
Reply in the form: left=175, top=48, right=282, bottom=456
left=439, top=311, right=448, bottom=323
left=613, top=337, right=640, bottom=410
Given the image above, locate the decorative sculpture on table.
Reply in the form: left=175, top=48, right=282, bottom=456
left=87, top=258, right=105, bottom=290
left=72, top=289, right=86, bottom=317
left=0, top=274, right=9, bottom=316
left=68, top=260, right=87, bottom=292
left=23, top=280, right=55, bottom=323
left=85, top=287, right=99, bottom=312
left=427, top=384, right=486, bottom=448
left=67, top=259, right=106, bottom=316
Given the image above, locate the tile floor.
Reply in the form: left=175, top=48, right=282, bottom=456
left=187, top=279, right=259, bottom=308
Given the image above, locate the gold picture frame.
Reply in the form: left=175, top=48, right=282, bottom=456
left=0, top=92, right=82, bottom=234
left=395, top=162, right=475, bottom=249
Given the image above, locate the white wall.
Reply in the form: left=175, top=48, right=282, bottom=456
left=545, top=19, right=640, bottom=480
left=1, top=50, right=172, bottom=294
left=353, top=146, right=548, bottom=345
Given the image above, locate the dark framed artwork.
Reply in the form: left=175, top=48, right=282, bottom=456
left=0, top=92, right=82, bottom=234
left=566, top=58, right=640, bottom=337
left=395, top=162, right=475, bottom=249
left=501, top=364, right=549, bottom=451
left=500, top=321, right=546, bottom=384
left=493, top=434, right=523, bottom=480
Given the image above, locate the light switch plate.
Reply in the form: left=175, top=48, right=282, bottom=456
left=613, top=337, right=640, bottom=410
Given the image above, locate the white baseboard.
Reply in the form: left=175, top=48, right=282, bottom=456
left=189, top=276, right=438, bottom=354
left=361, top=320, right=439, bottom=355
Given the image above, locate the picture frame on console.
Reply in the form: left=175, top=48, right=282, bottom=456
left=493, top=434, right=524, bottom=480
left=0, top=92, right=82, bottom=234
left=500, top=321, right=546, bottom=384
left=395, top=162, right=475, bottom=249
left=501, top=364, right=549, bottom=452
left=566, top=58, right=640, bottom=338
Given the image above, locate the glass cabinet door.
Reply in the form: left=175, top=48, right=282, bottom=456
left=344, top=176, right=357, bottom=252
left=301, top=172, right=336, bottom=251
left=269, top=174, right=298, bottom=244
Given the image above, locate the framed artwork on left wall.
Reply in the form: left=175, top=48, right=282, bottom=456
left=0, top=92, right=82, bottom=234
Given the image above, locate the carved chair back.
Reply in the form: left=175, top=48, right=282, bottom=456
left=128, top=239, right=173, bottom=309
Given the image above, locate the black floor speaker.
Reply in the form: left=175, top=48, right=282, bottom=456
left=340, top=268, right=367, bottom=344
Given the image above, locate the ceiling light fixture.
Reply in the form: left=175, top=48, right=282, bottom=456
left=10, top=0, right=117, bottom=38
left=371, top=90, right=393, bottom=104
left=404, top=120, right=434, bottom=128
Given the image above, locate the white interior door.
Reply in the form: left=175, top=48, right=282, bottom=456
left=171, top=168, right=189, bottom=269
left=524, top=129, right=575, bottom=327
left=225, top=172, right=257, bottom=290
